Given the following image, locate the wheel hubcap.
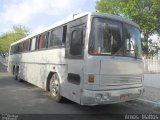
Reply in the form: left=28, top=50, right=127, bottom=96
left=51, top=77, right=59, bottom=97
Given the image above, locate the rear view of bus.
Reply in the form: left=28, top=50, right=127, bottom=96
left=81, top=13, right=144, bottom=105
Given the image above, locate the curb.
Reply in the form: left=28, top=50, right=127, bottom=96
left=136, top=98, right=160, bottom=111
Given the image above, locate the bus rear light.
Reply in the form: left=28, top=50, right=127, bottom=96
left=103, top=93, right=111, bottom=101
left=88, top=74, right=94, bottom=83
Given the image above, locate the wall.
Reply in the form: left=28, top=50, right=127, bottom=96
left=144, top=74, right=160, bottom=88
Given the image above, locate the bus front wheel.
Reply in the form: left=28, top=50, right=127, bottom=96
left=49, top=73, right=62, bottom=102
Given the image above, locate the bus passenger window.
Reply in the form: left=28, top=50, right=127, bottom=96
left=29, top=39, right=32, bottom=51
left=26, top=40, right=30, bottom=51
left=38, top=35, right=43, bottom=49
left=50, top=27, right=63, bottom=47
left=31, top=37, right=36, bottom=51
left=35, top=37, right=39, bottom=50
left=41, top=32, right=49, bottom=48
left=19, top=43, right=23, bottom=53
left=62, top=25, right=67, bottom=44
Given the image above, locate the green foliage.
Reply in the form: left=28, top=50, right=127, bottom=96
left=148, top=39, right=160, bottom=59
left=0, top=25, right=29, bottom=53
left=96, top=0, right=160, bottom=58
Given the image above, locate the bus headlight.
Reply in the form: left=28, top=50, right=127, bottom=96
left=95, top=94, right=102, bottom=102
left=103, top=93, right=111, bottom=101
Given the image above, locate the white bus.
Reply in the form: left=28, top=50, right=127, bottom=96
left=8, top=12, right=144, bottom=105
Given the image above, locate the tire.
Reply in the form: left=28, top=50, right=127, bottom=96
left=16, top=68, right=23, bottom=82
left=49, top=73, right=62, bottom=102
left=13, top=67, right=17, bottom=80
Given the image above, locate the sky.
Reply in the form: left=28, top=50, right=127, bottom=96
left=0, top=0, right=96, bottom=35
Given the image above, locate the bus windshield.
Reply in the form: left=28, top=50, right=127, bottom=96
left=89, top=18, right=141, bottom=58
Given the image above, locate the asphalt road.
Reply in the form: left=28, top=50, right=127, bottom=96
left=0, top=62, right=159, bottom=120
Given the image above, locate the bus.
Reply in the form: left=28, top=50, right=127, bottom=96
left=7, top=12, right=144, bottom=106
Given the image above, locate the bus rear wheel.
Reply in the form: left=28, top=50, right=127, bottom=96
left=13, top=67, right=17, bottom=80
left=16, top=67, right=23, bottom=82
left=49, top=73, right=62, bottom=102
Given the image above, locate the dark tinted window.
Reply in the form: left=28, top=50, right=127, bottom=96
left=11, top=46, right=14, bottom=54
left=19, top=43, right=23, bottom=53
left=41, top=32, right=49, bottom=48
left=62, top=25, right=67, bottom=44
left=15, top=45, right=18, bottom=53
left=70, top=28, right=83, bottom=56
left=29, top=39, right=32, bottom=51
left=26, top=40, right=30, bottom=51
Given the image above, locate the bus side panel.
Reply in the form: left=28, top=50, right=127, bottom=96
left=15, top=48, right=67, bottom=90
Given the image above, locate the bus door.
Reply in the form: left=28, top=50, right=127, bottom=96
left=66, top=23, right=86, bottom=103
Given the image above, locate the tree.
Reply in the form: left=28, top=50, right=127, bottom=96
left=148, top=39, right=160, bottom=59
left=0, top=25, right=29, bottom=55
left=96, top=0, right=160, bottom=58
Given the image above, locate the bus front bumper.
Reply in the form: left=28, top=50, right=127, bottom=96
left=81, top=87, right=144, bottom=106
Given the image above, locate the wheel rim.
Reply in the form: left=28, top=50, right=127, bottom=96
left=50, top=75, right=59, bottom=97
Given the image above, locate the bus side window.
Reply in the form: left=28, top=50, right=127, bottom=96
left=29, top=39, right=32, bottom=51
left=19, top=43, right=23, bottom=53
left=26, top=40, right=30, bottom=51
left=62, top=25, right=67, bottom=44
left=49, top=27, right=63, bottom=47
left=31, top=37, right=36, bottom=51
left=35, top=37, right=39, bottom=50
left=41, top=32, right=49, bottom=48
left=38, top=35, right=43, bottom=49
left=49, top=30, right=54, bottom=47
left=22, top=42, right=25, bottom=52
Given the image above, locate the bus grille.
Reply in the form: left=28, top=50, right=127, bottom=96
left=100, top=74, right=142, bottom=86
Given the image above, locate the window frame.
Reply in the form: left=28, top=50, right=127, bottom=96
left=68, top=24, right=86, bottom=59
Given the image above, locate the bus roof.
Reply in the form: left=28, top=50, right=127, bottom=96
left=11, top=12, right=139, bottom=46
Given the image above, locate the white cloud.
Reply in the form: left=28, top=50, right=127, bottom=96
left=0, top=0, right=87, bottom=25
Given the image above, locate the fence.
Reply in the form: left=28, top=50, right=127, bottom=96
left=143, top=59, right=160, bottom=73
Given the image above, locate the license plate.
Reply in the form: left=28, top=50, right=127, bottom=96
left=120, top=94, right=129, bottom=101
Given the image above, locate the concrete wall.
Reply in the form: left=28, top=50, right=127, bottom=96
left=144, top=74, right=160, bottom=88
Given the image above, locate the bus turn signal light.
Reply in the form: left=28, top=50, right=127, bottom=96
left=88, top=74, right=94, bottom=83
